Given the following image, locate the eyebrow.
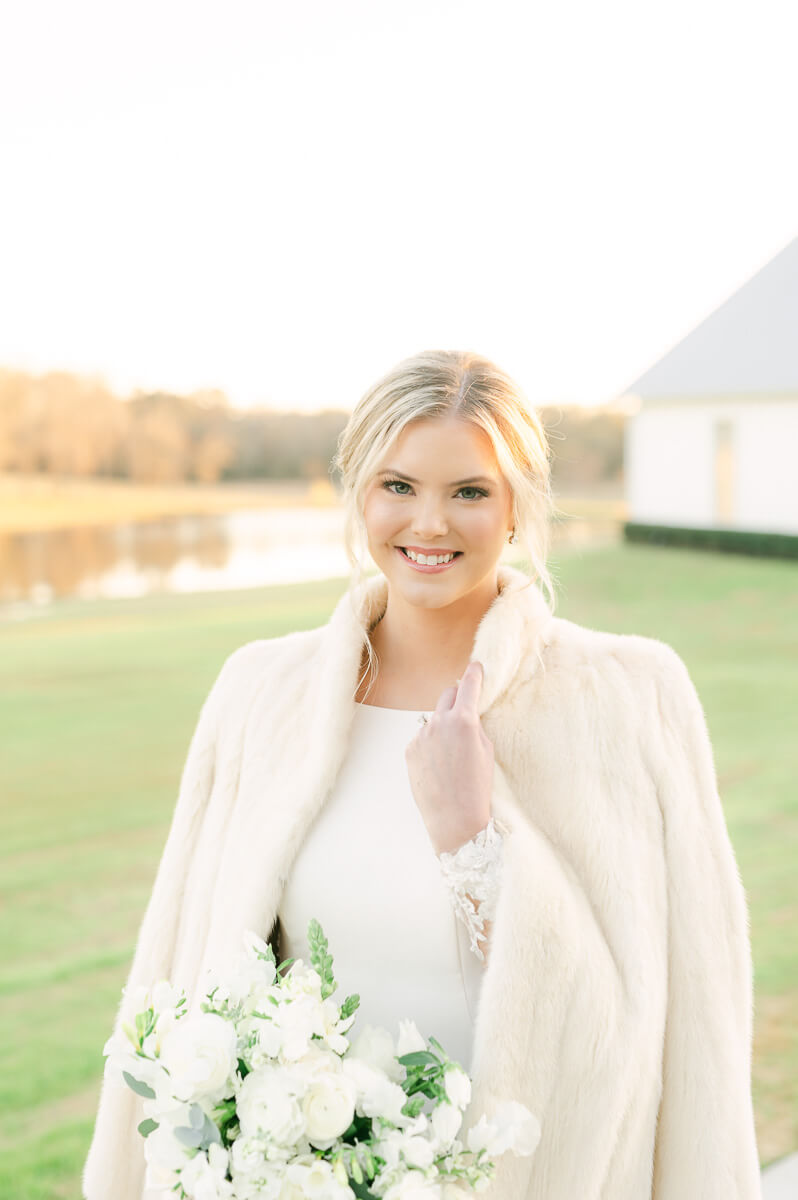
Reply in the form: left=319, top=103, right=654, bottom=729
left=376, top=470, right=495, bottom=486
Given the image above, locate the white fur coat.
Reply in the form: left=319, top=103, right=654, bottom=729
left=82, top=563, right=762, bottom=1199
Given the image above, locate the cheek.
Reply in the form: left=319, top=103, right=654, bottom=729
left=466, top=504, right=508, bottom=543
left=362, top=493, right=394, bottom=537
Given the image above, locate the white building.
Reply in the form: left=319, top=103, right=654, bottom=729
left=621, top=236, right=798, bottom=536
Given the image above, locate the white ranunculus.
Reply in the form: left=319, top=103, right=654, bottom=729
left=442, top=1067, right=471, bottom=1110
left=302, top=1073, right=357, bottom=1149
left=229, top=1132, right=268, bottom=1175
left=350, top=1025, right=403, bottom=1082
left=396, top=1019, right=427, bottom=1058
left=236, top=1065, right=305, bottom=1147
left=430, top=1100, right=463, bottom=1148
left=159, top=1012, right=238, bottom=1104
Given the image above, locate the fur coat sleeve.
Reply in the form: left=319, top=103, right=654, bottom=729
left=649, top=645, right=760, bottom=1197
left=81, top=645, right=251, bottom=1200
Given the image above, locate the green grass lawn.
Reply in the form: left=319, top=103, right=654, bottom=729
left=1, top=543, right=796, bottom=1195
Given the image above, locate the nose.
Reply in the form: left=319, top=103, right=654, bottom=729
left=410, top=496, right=449, bottom=540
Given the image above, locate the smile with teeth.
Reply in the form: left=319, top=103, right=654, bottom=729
left=399, top=547, right=462, bottom=565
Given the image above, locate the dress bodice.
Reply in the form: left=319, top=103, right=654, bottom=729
left=277, top=702, right=484, bottom=1073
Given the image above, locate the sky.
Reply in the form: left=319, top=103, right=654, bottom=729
left=1, top=0, right=796, bottom=414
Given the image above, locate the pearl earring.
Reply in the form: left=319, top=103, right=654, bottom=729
left=508, top=528, right=517, bottom=544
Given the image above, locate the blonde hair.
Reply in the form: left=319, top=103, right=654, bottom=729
left=331, top=349, right=558, bottom=696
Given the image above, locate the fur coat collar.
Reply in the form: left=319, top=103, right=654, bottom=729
left=83, top=564, right=762, bottom=1199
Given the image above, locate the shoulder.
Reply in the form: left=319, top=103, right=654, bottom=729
left=535, top=615, right=698, bottom=726
left=202, top=623, right=328, bottom=722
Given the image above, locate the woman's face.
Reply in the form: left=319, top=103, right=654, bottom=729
left=362, top=415, right=515, bottom=609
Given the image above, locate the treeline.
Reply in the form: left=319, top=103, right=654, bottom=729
left=0, top=367, right=624, bottom=488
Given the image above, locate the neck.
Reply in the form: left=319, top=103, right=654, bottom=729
left=368, top=570, right=502, bottom=686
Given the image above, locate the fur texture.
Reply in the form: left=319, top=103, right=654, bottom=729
left=82, top=564, right=761, bottom=1199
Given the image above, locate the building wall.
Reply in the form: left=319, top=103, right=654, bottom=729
left=624, top=397, right=798, bottom=534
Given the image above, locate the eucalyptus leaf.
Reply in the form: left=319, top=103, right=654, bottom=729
left=137, top=1118, right=159, bottom=1138
left=122, top=1071, right=156, bottom=1099
left=397, top=1050, right=439, bottom=1067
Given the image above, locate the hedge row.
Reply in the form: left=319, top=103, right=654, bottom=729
left=623, top=522, right=798, bottom=560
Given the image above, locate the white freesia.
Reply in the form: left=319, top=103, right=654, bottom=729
left=102, top=1028, right=168, bottom=1094
left=142, top=1120, right=192, bottom=1191
left=383, top=1173, right=443, bottom=1199
left=321, top=994, right=357, bottom=1054
left=373, top=1116, right=433, bottom=1172
left=442, top=1067, right=471, bottom=1110
left=159, top=1012, right=238, bottom=1104
left=179, top=1142, right=235, bottom=1200
left=466, top=1099, right=541, bottom=1157
left=273, top=992, right=327, bottom=1060
left=284, top=1155, right=354, bottom=1198
left=342, top=1057, right=408, bottom=1125
left=396, top=1019, right=427, bottom=1058
left=430, top=1100, right=463, bottom=1147
left=350, top=1024, right=403, bottom=1082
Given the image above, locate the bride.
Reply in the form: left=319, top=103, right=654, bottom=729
left=83, top=349, right=761, bottom=1199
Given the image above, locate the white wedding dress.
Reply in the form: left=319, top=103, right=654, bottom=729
left=278, top=702, right=503, bottom=1074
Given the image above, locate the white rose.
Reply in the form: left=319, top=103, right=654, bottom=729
left=159, top=1012, right=238, bottom=1104
left=237, top=1065, right=305, bottom=1146
left=350, top=1025, right=403, bottom=1082
left=442, top=1067, right=471, bottom=1110
left=396, top=1020, right=427, bottom=1058
left=302, top=1073, right=357, bottom=1149
left=430, top=1100, right=462, bottom=1148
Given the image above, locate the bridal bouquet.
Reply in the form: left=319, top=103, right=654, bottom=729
left=103, top=919, right=540, bottom=1199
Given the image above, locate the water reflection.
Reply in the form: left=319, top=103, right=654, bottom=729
left=0, top=505, right=620, bottom=618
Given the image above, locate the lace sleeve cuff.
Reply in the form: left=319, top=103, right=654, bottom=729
left=437, top=817, right=505, bottom=962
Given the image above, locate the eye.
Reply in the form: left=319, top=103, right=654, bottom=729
left=380, top=479, right=488, bottom=500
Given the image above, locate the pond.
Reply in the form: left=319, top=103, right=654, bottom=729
left=0, top=504, right=621, bottom=619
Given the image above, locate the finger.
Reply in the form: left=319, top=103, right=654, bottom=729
left=452, top=660, right=483, bottom=712
left=434, top=684, right=459, bottom=715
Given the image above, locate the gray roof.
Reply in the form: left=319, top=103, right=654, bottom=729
left=622, top=236, right=798, bottom=398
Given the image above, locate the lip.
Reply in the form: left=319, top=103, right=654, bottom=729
left=395, top=546, right=462, bottom=573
